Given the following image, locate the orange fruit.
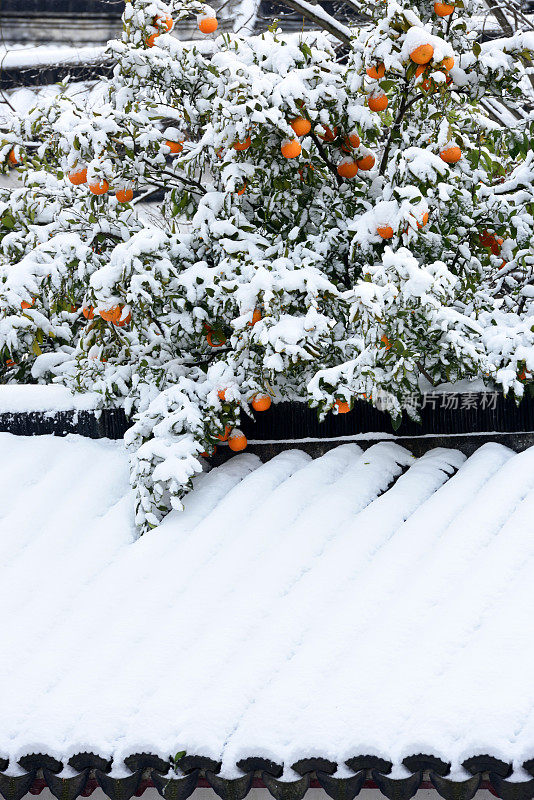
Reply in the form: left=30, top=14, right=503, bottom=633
left=99, top=306, right=122, bottom=323
left=237, top=182, right=247, bottom=195
left=491, top=236, right=504, bottom=255
left=439, top=144, right=462, bottom=163
left=116, top=309, right=132, bottom=327
left=334, top=399, right=350, bottom=414
left=8, top=149, right=19, bottom=166
left=146, top=32, right=160, bottom=47
left=21, top=298, right=34, bottom=310
left=201, top=446, right=217, bottom=457
left=88, top=179, right=109, bottom=195
left=281, top=139, right=301, bottom=159
left=377, top=224, right=394, bottom=239
left=368, top=93, right=388, bottom=112
left=68, top=167, right=87, bottom=185
left=342, top=132, right=361, bottom=152
left=249, top=308, right=262, bottom=326
left=217, top=425, right=232, bottom=441
left=381, top=334, right=391, bottom=350
left=417, top=211, right=429, bottom=228
left=233, top=137, right=251, bottom=151
left=154, top=12, right=174, bottom=31
left=442, top=56, right=455, bottom=70
left=82, top=306, right=94, bottom=320
left=410, top=44, right=434, bottom=65
left=479, top=232, right=503, bottom=255
left=356, top=153, right=375, bottom=171
left=290, top=117, right=311, bottom=137
left=317, top=125, right=338, bottom=142
left=218, top=389, right=228, bottom=401
left=337, top=159, right=359, bottom=179
left=366, top=63, right=385, bottom=79
left=434, top=1, right=455, bottom=14
left=165, top=140, right=184, bottom=154
left=252, top=394, right=272, bottom=411
left=519, top=370, right=527, bottom=381
left=5, top=359, right=15, bottom=368
left=115, top=187, right=134, bottom=203
left=228, top=429, right=247, bottom=451
left=206, top=330, right=226, bottom=347
left=198, top=16, right=218, bottom=33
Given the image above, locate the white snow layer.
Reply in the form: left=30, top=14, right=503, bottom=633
left=1, top=433, right=534, bottom=775
left=0, top=385, right=102, bottom=412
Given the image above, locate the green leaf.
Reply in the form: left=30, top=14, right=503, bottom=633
left=391, top=413, right=402, bottom=431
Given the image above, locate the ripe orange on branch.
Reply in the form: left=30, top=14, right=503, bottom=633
left=154, top=13, right=174, bottom=31
left=356, top=153, right=375, bottom=171
left=417, top=211, right=429, bottom=228
left=146, top=33, right=159, bottom=47
left=439, top=144, right=462, bottom=163
left=281, top=139, right=301, bottom=159
left=368, top=92, right=388, bottom=112
left=290, top=117, right=311, bottom=137
left=99, top=306, right=122, bottom=323
left=82, top=306, right=94, bottom=320
left=88, top=179, right=109, bottom=195
left=165, top=139, right=184, bottom=154
left=228, top=429, right=247, bottom=451
left=342, top=132, right=361, bottom=151
left=442, top=56, right=455, bottom=70
left=198, top=15, right=218, bottom=33
left=366, top=63, right=385, bottom=79
left=217, top=425, right=232, bottom=441
left=337, top=159, right=359, bottom=179
left=377, top=224, right=394, bottom=239
left=252, top=394, right=272, bottom=411
left=68, top=167, right=87, bottom=185
left=8, top=149, right=20, bottom=166
left=116, top=187, right=134, bottom=203
left=334, top=399, right=350, bottom=414
left=410, top=44, right=434, bottom=64
left=21, top=298, right=35, bottom=310
left=233, top=137, right=251, bottom=151
left=434, top=1, right=455, bottom=15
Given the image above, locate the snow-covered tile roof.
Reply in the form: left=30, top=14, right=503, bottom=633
left=2, top=432, right=534, bottom=782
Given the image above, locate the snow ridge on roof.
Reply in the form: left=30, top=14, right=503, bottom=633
left=1, top=433, right=534, bottom=783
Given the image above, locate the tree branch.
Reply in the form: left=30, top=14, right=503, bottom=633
left=309, top=130, right=343, bottom=186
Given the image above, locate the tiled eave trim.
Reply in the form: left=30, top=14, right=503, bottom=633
left=1, top=752, right=534, bottom=800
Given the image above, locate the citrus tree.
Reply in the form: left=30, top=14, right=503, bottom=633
left=1, top=0, right=534, bottom=531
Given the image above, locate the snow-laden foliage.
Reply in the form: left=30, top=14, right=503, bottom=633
left=2, top=0, right=534, bottom=531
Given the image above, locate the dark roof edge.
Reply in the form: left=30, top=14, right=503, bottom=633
left=0, top=752, right=532, bottom=800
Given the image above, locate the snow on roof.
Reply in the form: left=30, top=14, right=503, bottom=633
left=2, top=432, right=534, bottom=779
left=0, top=384, right=102, bottom=413
left=0, top=44, right=107, bottom=70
